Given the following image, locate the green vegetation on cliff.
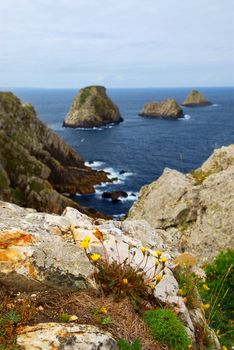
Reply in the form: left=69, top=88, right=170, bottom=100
left=0, top=91, right=110, bottom=216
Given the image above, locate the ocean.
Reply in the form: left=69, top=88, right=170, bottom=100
left=8, top=87, right=234, bottom=217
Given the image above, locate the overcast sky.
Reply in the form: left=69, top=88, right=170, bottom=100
left=0, top=0, right=233, bottom=88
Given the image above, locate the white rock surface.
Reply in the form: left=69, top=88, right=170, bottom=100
left=127, top=145, right=234, bottom=263
left=17, top=323, right=118, bottom=350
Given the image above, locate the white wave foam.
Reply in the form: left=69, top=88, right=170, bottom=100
left=121, top=192, right=139, bottom=202
left=85, top=161, right=105, bottom=168
left=104, top=167, right=120, bottom=180
left=113, top=213, right=126, bottom=220
left=179, top=114, right=191, bottom=121
left=212, top=104, right=219, bottom=107
left=74, top=123, right=117, bottom=131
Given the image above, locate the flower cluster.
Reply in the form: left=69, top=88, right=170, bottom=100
left=79, top=229, right=169, bottom=301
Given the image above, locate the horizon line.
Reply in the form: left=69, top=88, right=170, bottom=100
left=1, top=85, right=234, bottom=90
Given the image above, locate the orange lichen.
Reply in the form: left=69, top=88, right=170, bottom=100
left=0, top=248, right=23, bottom=263
left=0, top=230, right=33, bottom=248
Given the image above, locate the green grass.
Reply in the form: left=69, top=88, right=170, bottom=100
left=199, top=250, right=234, bottom=348
left=118, top=339, right=142, bottom=350
left=144, top=309, right=191, bottom=350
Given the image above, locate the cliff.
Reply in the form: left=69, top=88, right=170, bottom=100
left=182, top=90, right=212, bottom=107
left=0, top=201, right=221, bottom=349
left=0, top=91, right=110, bottom=217
left=139, top=99, right=184, bottom=119
left=63, top=86, right=123, bottom=128
left=127, top=145, right=234, bottom=263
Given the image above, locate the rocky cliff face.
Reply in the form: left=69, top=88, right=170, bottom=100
left=0, top=201, right=220, bottom=349
left=63, top=86, right=123, bottom=128
left=139, top=99, right=184, bottom=118
left=0, top=92, right=110, bottom=217
left=182, top=90, right=212, bottom=107
left=127, top=145, right=234, bottom=264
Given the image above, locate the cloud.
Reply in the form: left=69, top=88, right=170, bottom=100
left=0, top=0, right=233, bottom=87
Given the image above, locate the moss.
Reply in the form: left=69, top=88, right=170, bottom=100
left=179, top=219, right=191, bottom=232
left=0, top=167, right=9, bottom=191
left=29, top=179, right=45, bottom=193
left=11, top=188, right=26, bottom=206
left=190, top=169, right=208, bottom=184
left=144, top=309, right=191, bottom=350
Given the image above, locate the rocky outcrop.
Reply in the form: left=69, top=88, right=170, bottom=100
left=0, top=92, right=111, bottom=217
left=0, top=201, right=220, bottom=349
left=182, top=90, right=212, bottom=107
left=63, top=86, right=123, bottom=128
left=17, top=323, right=118, bottom=350
left=139, top=99, right=184, bottom=119
left=102, top=190, right=128, bottom=202
left=127, top=145, right=234, bottom=264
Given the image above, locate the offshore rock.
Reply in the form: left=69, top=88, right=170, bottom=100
left=0, top=91, right=110, bottom=217
left=127, top=145, right=234, bottom=264
left=63, top=86, right=123, bottom=128
left=102, top=190, right=128, bottom=202
left=182, top=90, right=212, bottom=106
left=139, top=99, right=184, bottom=119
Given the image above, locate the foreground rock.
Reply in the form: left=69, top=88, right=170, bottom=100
left=102, top=190, right=128, bottom=202
left=0, top=92, right=110, bottom=217
left=182, top=90, right=212, bottom=107
left=0, top=201, right=221, bottom=349
left=17, top=323, right=118, bottom=350
left=127, top=145, right=234, bottom=264
left=63, top=86, right=123, bottom=128
left=139, top=99, right=184, bottom=119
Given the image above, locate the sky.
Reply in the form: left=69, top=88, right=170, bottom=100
left=0, top=0, right=233, bottom=88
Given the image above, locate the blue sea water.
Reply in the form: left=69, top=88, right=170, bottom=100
left=7, top=87, right=234, bottom=217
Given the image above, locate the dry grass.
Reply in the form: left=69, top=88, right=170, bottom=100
left=0, top=285, right=168, bottom=350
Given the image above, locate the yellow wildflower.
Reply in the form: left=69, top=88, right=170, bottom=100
left=90, top=253, right=101, bottom=262
left=122, top=278, right=128, bottom=285
left=202, top=284, right=210, bottom=291
left=100, top=306, right=107, bottom=314
left=202, top=303, right=210, bottom=311
left=155, top=275, right=163, bottom=282
left=178, top=289, right=185, bottom=296
left=80, top=236, right=91, bottom=249
left=222, top=346, right=228, bottom=350
left=155, top=259, right=160, bottom=266
left=149, top=284, right=156, bottom=289
left=155, top=250, right=162, bottom=257
left=160, top=257, right=167, bottom=263
left=141, top=247, right=147, bottom=254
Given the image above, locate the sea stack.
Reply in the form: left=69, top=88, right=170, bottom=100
left=182, top=90, right=212, bottom=107
left=63, top=85, right=123, bottom=128
left=139, top=99, right=184, bottom=119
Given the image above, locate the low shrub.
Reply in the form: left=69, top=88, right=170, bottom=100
left=143, top=309, right=191, bottom=350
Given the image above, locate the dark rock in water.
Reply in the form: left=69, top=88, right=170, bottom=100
left=119, top=170, right=126, bottom=175
left=0, top=91, right=111, bottom=218
left=63, top=85, right=123, bottom=128
left=102, top=191, right=128, bottom=202
left=139, top=99, right=184, bottom=119
left=182, top=90, right=212, bottom=107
